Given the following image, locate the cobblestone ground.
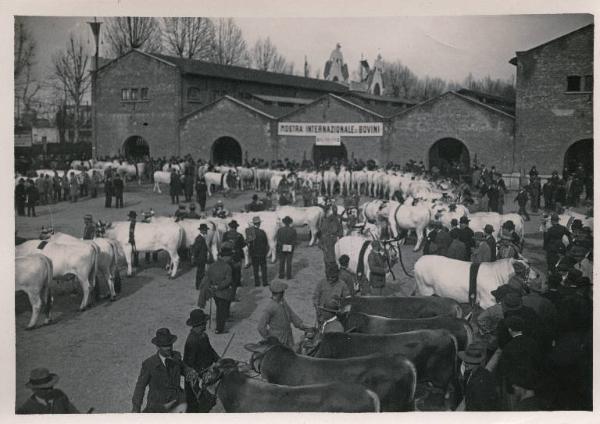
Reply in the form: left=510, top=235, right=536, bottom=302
left=15, top=183, right=550, bottom=413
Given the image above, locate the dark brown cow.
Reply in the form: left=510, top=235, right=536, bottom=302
left=250, top=342, right=416, bottom=412
left=344, top=296, right=463, bottom=318
left=205, top=359, right=381, bottom=412
left=312, top=329, right=458, bottom=396
left=343, top=312, right=473, bottom=350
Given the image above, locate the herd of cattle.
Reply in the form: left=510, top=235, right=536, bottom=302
left=15, top=158, right=593, bottom=412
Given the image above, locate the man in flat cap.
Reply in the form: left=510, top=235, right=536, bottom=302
left=258, top=280, right=310, bottom=348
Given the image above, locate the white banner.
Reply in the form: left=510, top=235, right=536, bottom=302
left=315, top=134, right=341, bottom=146
left=278, top=122, right=383, bottom=137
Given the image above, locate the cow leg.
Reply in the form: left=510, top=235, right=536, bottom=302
left=308, top=224, right=317, bottom=246
left=169, top=252, right=180, bottom=279
left=24, top=290, right=42, bottom=330
left=78, top=278, right=92, bottom=311
left=414, top=226, right=426, bottom=251
left=106, top=273, right=117, bottom=301
left=124, top=245, right=134, bottom=277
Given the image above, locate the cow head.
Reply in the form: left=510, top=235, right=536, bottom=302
left=512, top=258, right=541, bottom=286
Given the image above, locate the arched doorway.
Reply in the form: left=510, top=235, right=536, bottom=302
left=313, top=143, right=347, bottom=166
left=122, top=135, right=149, bottom=160
left=564, top=138, right=593, bottom=175
left=428, top=138, right=470, bottom=178
left=211, top=136, right=242, bottom=165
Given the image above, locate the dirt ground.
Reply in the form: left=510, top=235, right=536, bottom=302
left=14, top=183, right=550, bottom=413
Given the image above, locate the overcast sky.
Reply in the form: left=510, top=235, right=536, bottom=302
left=20, top=14, right=593, bottom=93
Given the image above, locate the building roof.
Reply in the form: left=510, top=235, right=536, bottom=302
left=346, top=91, right=414, bottom=105
left=276, top=93, right=386, bottom=120
left=456, top=88, right=515, bottom=115
left=180, top=95, right=276, bottom=123
left=250, top=94, right=314, bottom=105
left=392, top=91, right=515, bottom=120
left=510, top=23, right=593, bottom=65
left=151, top=53, right=349, bottom=93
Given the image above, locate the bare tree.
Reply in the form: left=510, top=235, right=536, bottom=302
left=104, top=17, right=162, bottom=58
left=210, top=18, right=247, bottom=66
left=14, top=18, right=41, bottom=120
left=52, top=34, right=91, bottom=143
left=249, top=37, right=293, bottom=73
left=383, top=60, right=418, bottom=99
left=162, top=17, right=214, bottom=60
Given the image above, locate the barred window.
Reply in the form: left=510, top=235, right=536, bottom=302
left=121, top=88, right=129, bottom=101
left=141, top=87, right=149, bottom=100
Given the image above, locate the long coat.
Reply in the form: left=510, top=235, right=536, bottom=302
left=132, top=352, right=186, bottom=412
left=183, top=329, right=219, bottom=412
left=204, top=258, right=233, bottom=301
left=257, top=298, right=305, bottom=348
left=463, top=367, right=499, bottom=411
left=319, top=214, right=344, bottom=262
left=17, top=389, right=78, bottom=414
left=367, top=250, right=386, bottom=288
left=248, top=227, right=269, bottom=258
left=191, top=234, right=209, bottom=288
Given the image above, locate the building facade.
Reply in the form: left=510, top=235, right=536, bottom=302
left=94, top=24, right=593, bottom=173
left=511, top=24, right=593, bottom=174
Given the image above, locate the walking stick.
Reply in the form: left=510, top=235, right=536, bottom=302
left=208, top=297, right=213, bottom=329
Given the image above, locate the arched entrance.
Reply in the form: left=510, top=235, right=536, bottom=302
left=428, top=138, right=470, bottom=178
left=211, top=136, right=242, bottom=165
left=564, top=138, right=593, bottom=175
left=313, top=143, right=347, bottom=166
left=123, top=135, right=149, bottom=160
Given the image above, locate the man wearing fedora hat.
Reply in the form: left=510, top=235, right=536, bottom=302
left=247, top=216, right=269, bottom=287
left=496, top=230, right=520, bottom=260
left=318, top=295, right=344, bottom=333
left=191, top=223, right=210, bottom=290
left=367, top=240, right=387, bottom=295
left=276, top=216, right=297, bottom=280
left=17, top=368, right=79, bottom=414
left=458, top=216, right=475, bottom=258
left=471, top=231, right=492, bottom=264
left=183, top=309, right=219, bottom=412
left=132, top=328, right=195, bottom=413
left=483, top=224, right=497, bottom=261
left=457, top=343, right=499, bottom=411
left=204, top=247, right=235, bottom=334
left=222, top=220, right=246, bottom=297
left=258, top=280, right=310, bottom=348
left=313, top=265, right=350, bottom=324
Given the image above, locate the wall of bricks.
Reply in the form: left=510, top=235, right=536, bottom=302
left=96, top=52, right=182, bottom=158
left=514, top=25, right=593, bottom=174
left=180, top=98, right=276, bottom=162
left=276, top=96, right=386, bottom=162
left=389, top=92, right=516, bottom=171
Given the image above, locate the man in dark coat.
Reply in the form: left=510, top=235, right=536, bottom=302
left=170, top=171, right=182, bottom=205
left=543, top=213, right=571, bottom=273
left=104, top=176, right=113, bottom=208
left=276, top=216, right=297, bottom=279
left=205, top=248, right=235, bottom=334
left=221, top=220, right=246, bottom=298
left=183, top=309, right=219, bottom=413
left=458, top=216, right=475, bottom=257
left=25, top=179, right=39, bottom=217
left=184, top=169, right=195, bottom=202
left=447, top=230, right=468, bottom=261
left=433, top=225, right=452, bottom=257
left=247, top=216, right=269, bottom=287
left=247, top=194, right=264, bottom=212
left=187, top=204, right=201, bottom=219
left=132, top=328, right=194, bottom=412
left=515, top=188, right=530, bottom=221
left=318, top=205, right=344, bottom=280
left=367, top=240, right=386, bottom=295
left=484, top=224, right=497, bottom=261
left=458, top=344, right=499, bottom=411
left=113, top=174, right=124, bottom=208
left=17, top=368, right=79, bottom=414
left=15, top=178, right=26, bottom=216
left=195, top=178, right=207, bottom=211
left=191, top=224, right=209, bottom=290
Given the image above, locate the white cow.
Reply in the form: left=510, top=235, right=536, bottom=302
left=334, top=236, right=398, bottom=282
left=15, top=254, right=53, bottom=329
left=322, top=168, right=337, bottom=196
left=381, top=200, right=432, bottom=251
left=352, top=169, right=369, bottom=194
left=539, top=211, right=594, bottom=232
left=360, top=200, right=386, bottom=223
left=414, top=256, right=541, bottom=309
left=204, top=171, right=230, bottom=196
left=70, top=160, right=92, bottom=170
left=433, top=202, right=471, bottom=228
left=104, top=220, right=184, bottom=278
left=153, top=171, right=172, bottom=193
left=151, top=216, right=221, bottom=261
left=16, top=241, right=98, bottom=311
left=337, top=166, right=352, bottom=195
left=49, top=232, right=121, bottom=301
left=163, top=162, right=184, bottom=173
left=275, top=206, right=324, bottom=246
left=237, top=167, right=255, bottom=190
left=36, top=169, right=65, bottom=178
left=468, top=212, right=525, bottom=242
left=228, top=211, right=282, bottom=262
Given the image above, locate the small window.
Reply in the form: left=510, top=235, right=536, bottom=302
left=130, top=88, right=138, bottom=100
left=121, top=89, right=129, bottom=101
left=188, top=87, right=201, bottom=101
left=41, top=136, right=47, bottom=143
left=583, top=75, right=593, bottom=92
left=567, top=76, right=582, bottom=92
left=141, top=88, right=149, bottom=100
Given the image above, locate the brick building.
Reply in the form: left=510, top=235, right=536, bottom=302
left=511, top=23, right=593, bottom=175
left=94, top=24, right=592, bottom=172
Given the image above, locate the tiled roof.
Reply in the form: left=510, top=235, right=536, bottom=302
left=152, top=53, right=349, bottom=93
left=250, top=94, right=314, bottom=105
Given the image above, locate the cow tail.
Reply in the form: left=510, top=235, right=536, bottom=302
left=406, top=359, right=418, bottom=411
left=109, top=240, right=122, bottom=294
left=365, top=389, right=381, bottom=413
left=464, top=320, right=474, bottom=348
left=89, top=245, right=99, bottom=293
left=448, top=333, right=463, bottom=410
